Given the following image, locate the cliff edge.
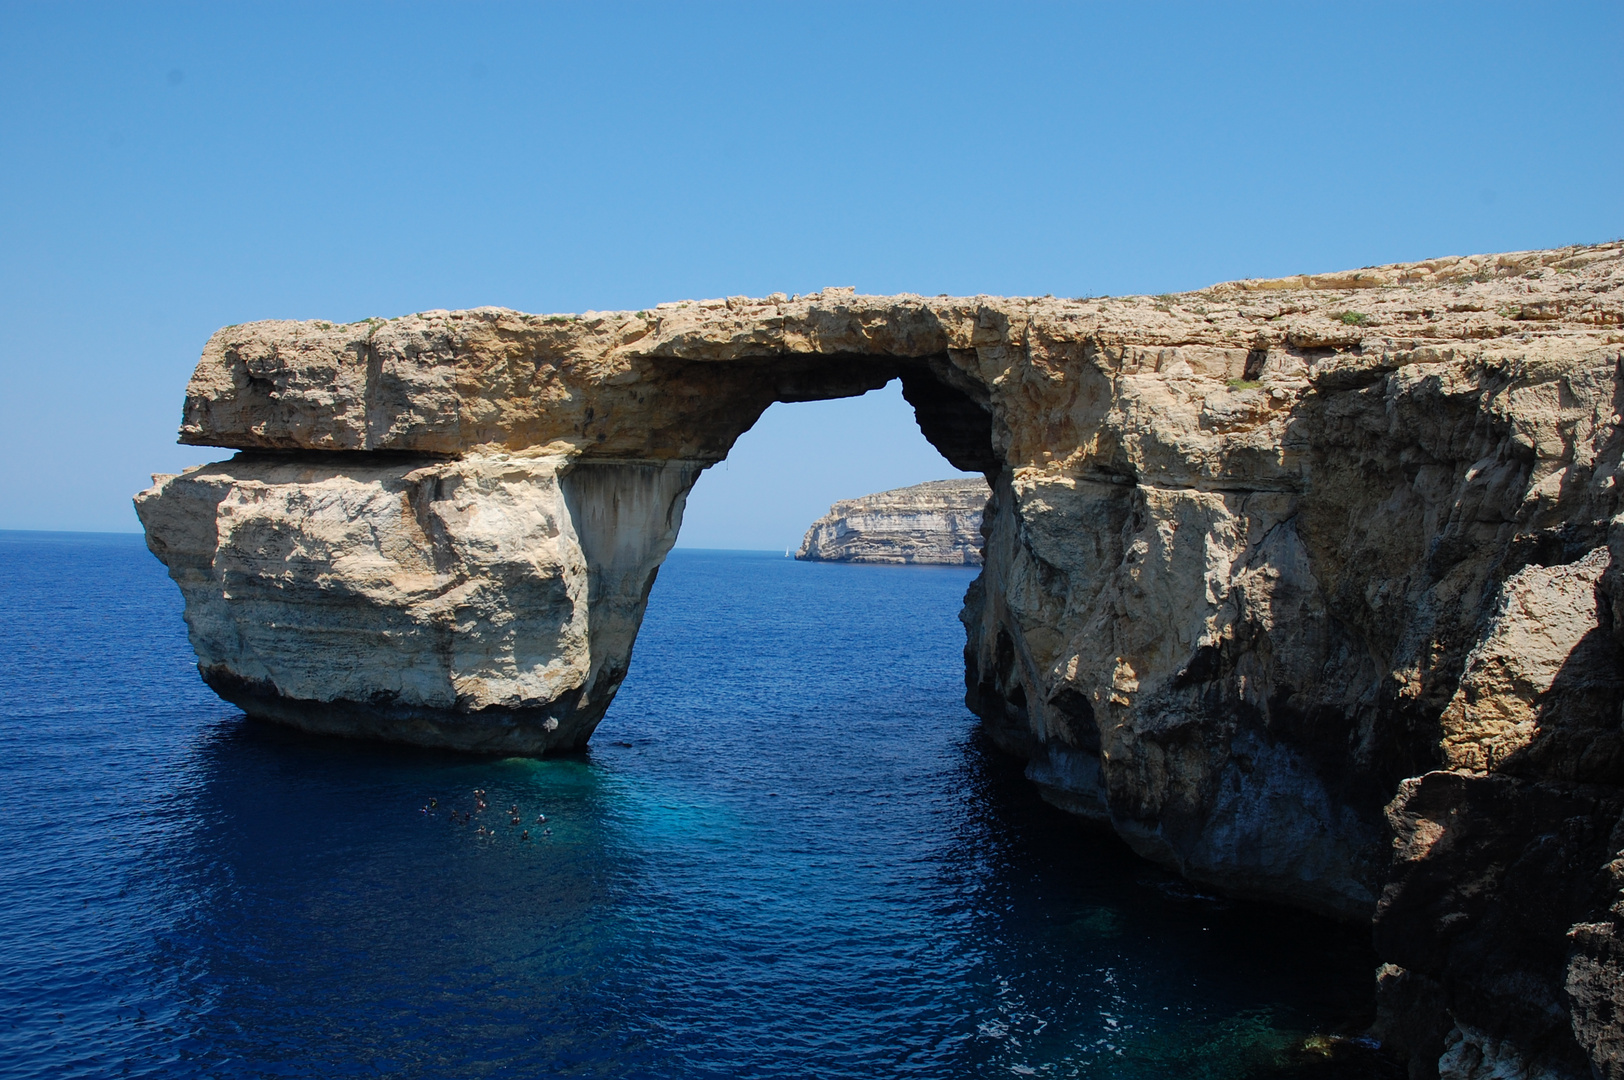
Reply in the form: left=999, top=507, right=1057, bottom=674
left=796, top=479, right=987, bottom=564
left=137, top=241, right=1624, bottom=1078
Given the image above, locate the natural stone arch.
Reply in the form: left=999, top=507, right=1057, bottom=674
left=137, top=245, right=1624, bottom=1080
left=143, top=297, right=1011, bottom=757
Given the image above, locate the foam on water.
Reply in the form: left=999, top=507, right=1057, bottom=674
left=0, top=535, right=1391, bottom=1078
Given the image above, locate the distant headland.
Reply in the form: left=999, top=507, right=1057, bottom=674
left=796, top=479, right=987, bottom=565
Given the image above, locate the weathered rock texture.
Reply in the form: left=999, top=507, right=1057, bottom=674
left=796, top=478, right=988, bottom=564
left=138, top=243, right=1624, bottom=1078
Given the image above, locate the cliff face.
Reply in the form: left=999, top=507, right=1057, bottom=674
left=796, top=479, right=987, bottom=564
left=138, top=242, right=1624, bottom=1078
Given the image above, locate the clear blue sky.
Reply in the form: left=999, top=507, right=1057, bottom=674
left=1, top=2, right=1619, bottom=547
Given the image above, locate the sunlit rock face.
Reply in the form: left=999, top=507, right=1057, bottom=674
left=796, top=479, right=988, bottom=564
left=139, top=245, right=1624, bottom=1078
left=136, top=455, right=696, bottom=753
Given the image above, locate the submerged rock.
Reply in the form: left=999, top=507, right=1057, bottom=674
left=138, top=242, right=1624, bottom=1077
left=796, top=478, right=988, bottom=565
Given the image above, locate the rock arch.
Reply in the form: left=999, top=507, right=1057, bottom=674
left=138, top=247, right=1624, bottom=1077
left=140, top=297, right=1009, bottom=757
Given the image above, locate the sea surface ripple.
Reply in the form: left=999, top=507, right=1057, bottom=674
left=0, top=534, right=1386, bottom=1078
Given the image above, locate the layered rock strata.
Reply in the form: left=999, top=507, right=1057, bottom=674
left=137, top=243, right=1624, bottom=1077
left=796, top=478, right=988, bottom=564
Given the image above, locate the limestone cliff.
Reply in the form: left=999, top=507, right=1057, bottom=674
left=796, top=479, right=987, bottom=564
left=137, top=242, right=1624, bottom=1078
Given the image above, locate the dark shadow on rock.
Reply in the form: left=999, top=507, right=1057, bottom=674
left=1374, top=772, right=1624, bottom=1079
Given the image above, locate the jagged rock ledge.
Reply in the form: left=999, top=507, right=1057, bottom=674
left=796, top=478, right=988, bottom=564
left=137, top=242, right=1624, bottom=1078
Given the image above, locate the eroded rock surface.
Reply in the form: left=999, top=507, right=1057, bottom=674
left=796, top=478, right=988, bottom=564
left=138, top=242, right=1624, bottom=1076
left=137, top=454, right=695, bottom=752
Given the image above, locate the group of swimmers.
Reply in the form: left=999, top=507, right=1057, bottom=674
left=420, top=788, right=553, bottom=841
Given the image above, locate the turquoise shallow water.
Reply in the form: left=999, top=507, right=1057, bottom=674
left=0, top=534, right=1391, bottom=1078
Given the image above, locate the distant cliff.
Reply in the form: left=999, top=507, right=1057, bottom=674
left=796, top=479, right=988, bottom=565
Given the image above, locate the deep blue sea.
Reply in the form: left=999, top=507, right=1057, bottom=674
left=0, top=532, right=1390, bottom=1079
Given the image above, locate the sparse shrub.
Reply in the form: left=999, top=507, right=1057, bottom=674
left=1336, top=311, right=1369, bottom=326
left=1227, top=379, right=1263, bottom=390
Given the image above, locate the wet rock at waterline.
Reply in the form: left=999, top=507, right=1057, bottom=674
left=138, top=242, right=1624, bottom=1078
left=796, top=478, right=988, bottom=565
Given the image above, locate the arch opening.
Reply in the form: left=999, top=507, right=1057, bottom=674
left=557, top=357, right=1002, bottom=748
